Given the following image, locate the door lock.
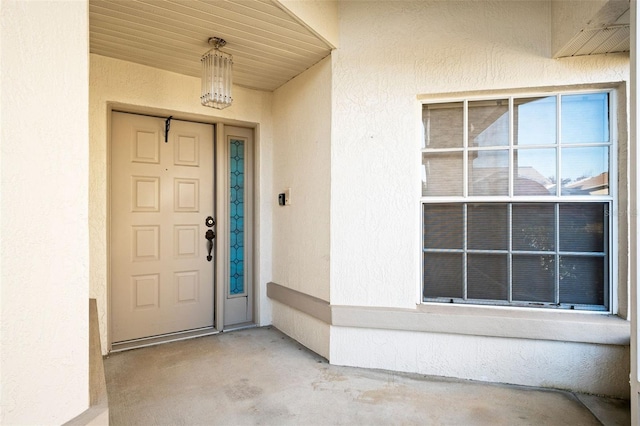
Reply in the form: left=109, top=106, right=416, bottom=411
left=205, top=216, right=215, bottom=228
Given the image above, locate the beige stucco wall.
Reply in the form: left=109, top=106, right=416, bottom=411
left=271, top=57, right=332, bottom=358
left=331, top=326, right=629, bottom=397
left=89, top=54, right=274, bottom=352
left=1, top=1, right=90, bottom=423
left=329, top=0, right=630, bottom=397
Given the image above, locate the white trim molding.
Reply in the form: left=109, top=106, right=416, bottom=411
left=267, top=282, right=331, bottom=324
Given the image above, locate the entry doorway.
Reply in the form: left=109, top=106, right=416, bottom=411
left=110, top=112, right=255, bottom=347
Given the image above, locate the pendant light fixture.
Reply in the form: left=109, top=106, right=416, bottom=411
left=201, top=37, right=233, bottom=109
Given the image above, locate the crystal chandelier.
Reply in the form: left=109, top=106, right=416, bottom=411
left=201, top=37, right=233, bottom=109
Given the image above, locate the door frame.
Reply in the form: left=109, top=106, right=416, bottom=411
left=631, top=2, right=639, bottom=422
left=106, top=103, right=259, bottom=351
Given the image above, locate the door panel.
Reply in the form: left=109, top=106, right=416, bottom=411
left=111, top=112, right=215, bottom=342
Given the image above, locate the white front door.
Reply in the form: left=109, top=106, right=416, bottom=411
left=111, top=112, right=215, bottom=342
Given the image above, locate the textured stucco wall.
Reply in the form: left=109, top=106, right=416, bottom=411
left=272, top=57, right=331, bottom=301
left=272, top=301, right=330, bottom=359
left=329, top=0, right=630, bottom=397
left=331, top=326, right=630, bottom=398
left=1, top=1, right=90, bottom=423
left=89, top=54, right=274, bottom=352
left=271, top=57, right=332, bottom=356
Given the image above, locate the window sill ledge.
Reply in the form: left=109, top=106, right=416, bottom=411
left=331, top=303, right=630, bottom=346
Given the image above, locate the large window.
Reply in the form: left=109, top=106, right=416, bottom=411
left=421, top=92, right=613, bottom=311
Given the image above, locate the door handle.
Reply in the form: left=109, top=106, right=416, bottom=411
left=205, top=229, right=215, bottom=261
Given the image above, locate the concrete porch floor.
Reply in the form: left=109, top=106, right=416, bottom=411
left=104, top=327, right=630, bottom=425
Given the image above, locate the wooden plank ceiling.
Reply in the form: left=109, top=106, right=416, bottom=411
left=89, top=0, right=333, bottom=91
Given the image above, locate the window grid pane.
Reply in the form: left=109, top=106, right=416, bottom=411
left=514, top=96, right=557, bottom=146
left=513, top=255, right=556, bottom=303
left=561, top=93, right=610, bottom=144
left=422, top=152, right=464, bottom=196
left=468, top=204, right=507, bottom=250
left=467, top=253, right=508, bottom=301
left=468, top=99, right=509, bottom=147
left=423, top=103, right=464, bottom=149
left=468, top=150, right=509, bottom=196
left=513, top=148, right=556, bottom=196
left=560, top=147, right=609, bottom=196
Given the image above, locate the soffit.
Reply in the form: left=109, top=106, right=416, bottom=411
left=554, top=2, right=630, bottom=58
left=89, top=0, right=333, bottom=91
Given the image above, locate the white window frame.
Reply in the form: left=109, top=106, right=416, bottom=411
left=420, top=88, right=619, bottom=314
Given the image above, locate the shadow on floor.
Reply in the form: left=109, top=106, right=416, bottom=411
left=104, top=327, right=630, bottom=425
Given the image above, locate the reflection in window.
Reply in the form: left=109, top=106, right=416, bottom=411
left=423, top=102, right=464, bottom=149
left=561, top=147, right=609, bottom=195
left=469, top=100, right=509, bottom=147
left=562, top=93, right=609, bottom=144
left=514, top=148, right=556, bottom=195
left=469, top=150, right=509, bottom=196
left=515, top=96, right=556, bottom=146
left=423, top=93, right=610, bottom=198
left=422, top=152, right=463, bottom=196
